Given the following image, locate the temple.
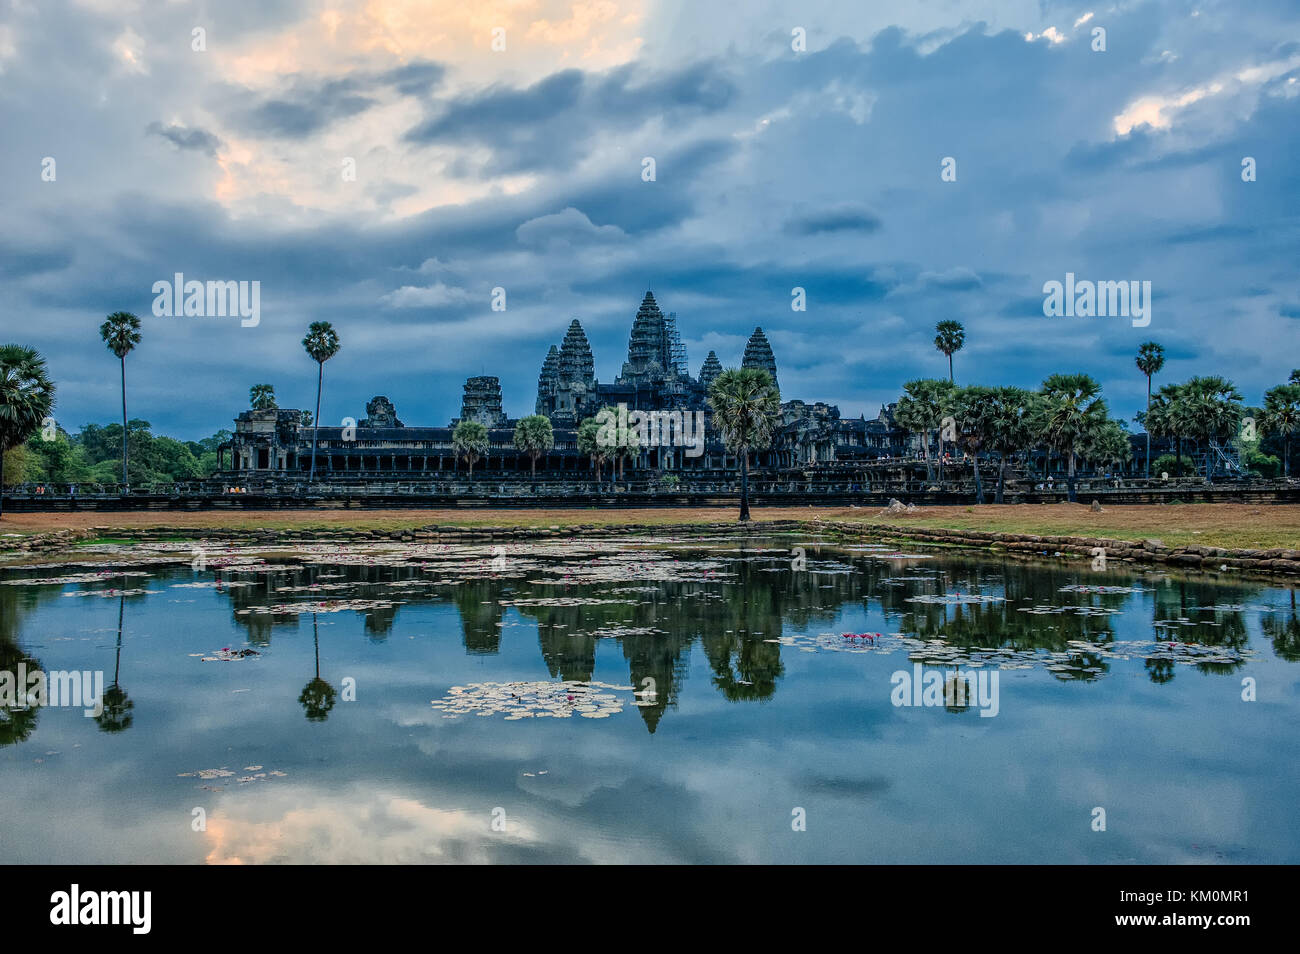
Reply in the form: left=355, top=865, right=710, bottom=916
left=224, top=290, right=913, bottom=477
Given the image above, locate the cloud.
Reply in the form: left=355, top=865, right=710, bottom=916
left=146, top=122, right=223, bottom=158
left=785, top=204, right=883, bottom=235
left=380, top=283, right=475, bottom=309
left=516, top=207, right=626, bottom=248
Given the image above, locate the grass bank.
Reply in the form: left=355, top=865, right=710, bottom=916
left=1, top=502, right=1298, bottom=551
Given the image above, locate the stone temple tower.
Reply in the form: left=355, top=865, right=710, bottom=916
left=699, top=351, right=722, bottom=395
left=742, top=327, right=779, bottom=392
left=618, top=291, right=674, bottom=387
left=535, top=319, right=596, bottom=424
left=458, top=376, right=507, bottom=427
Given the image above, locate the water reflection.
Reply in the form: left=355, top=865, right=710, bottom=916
left=1, top=537, right=1297, bottom=865
left=1, top=539, right=1292, bottom=740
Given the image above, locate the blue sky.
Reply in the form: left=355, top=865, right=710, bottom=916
left=1, top=0, right=1297, bottom=440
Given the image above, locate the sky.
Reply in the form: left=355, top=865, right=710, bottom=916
left=1, top=0, right=1297, bottom=441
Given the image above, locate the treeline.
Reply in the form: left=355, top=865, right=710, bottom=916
left=7, top=422, right=232, bottom=486
left=894, top=368, right=1299, bottom=502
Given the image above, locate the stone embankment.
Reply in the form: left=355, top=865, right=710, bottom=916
left=1, top=519, right=1296, bottom=578
left=819, top=522, right=1300, bottom=578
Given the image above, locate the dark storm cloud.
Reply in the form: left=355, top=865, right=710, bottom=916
left=219, top=61, right=445, bottom=139
left=146, top=122, right=223, bottom=158
left=785, top=205, right=883, bottom=235
left=404, top=61, right=737, bottom=174
left=6, top=0, right=1300, bottom=439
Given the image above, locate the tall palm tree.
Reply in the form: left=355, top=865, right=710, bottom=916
left=576, top=417, right=608, bottom=483
left=249, top=383, right=277, bottom=410
left=0, top=345, right=56, bottom=519
left=1145, top=382, right=1190, bottom=474
left=452, top=420, right=489, bottom=480
left=1081, top=418, right=1133, bottom=475
left=895, top=378, right=950, bottom=481
left=512, top=414, right=554, bottom=480
left=951, top=385, right=998, bottom=503
left=1038, top=373, right=1108, bottom=501
left=1135, top=341, right=1165, bottom=476
left=95, top=587, right=134, bottom=733
left=1261, top=383, right=1300, bottom=477
left=99, top=312, right=141, bottom=490
left=301, top=322, right=340, bottom=481
left=708, top=367, right=781, bottom=521
left=985, top=386, right=1036, bottom=503
left=1182, top=376, right=1243, bottom=479
left=299, top=613, right=336, bottom=722
left=934, top=320, right=965, bottom=383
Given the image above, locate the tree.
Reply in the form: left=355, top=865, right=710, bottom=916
left=452, top=420, right=489, bottom=480
left=300, top=410, right=313, bottom=427
left=1082, top=418, right=1133, bottom=474
left=576, top=417, right=608, bottom=482
left=512, top=414, right=554, bottom=480
left=99, top=312, right=141, bottom=490
left=1145, top=382, right=1191, bottom=473
left=985, top=387, right=1036, bottom=503
left=249, top=384, right=277, bottom=410
left=934, top=320, right=965, bottom=383
left=0, top=346, right=56, bottom=517
left=1182, top=376, right=1243, bottom=479
left=301, top=321, right=340, bottom=481
left=950, top=385, right=997, bottom=503
left=708, top=367, right=781, bottom=521
left=895, top=378, right=948, bottom=481
left=1037, top=373, right=1108, bottom=502
left=298, top=614, right=336, bottom=722
left=1261, top=383, right=1300, bottom=477
left=592, top=406, right=639, bottom=481
left=1135, top=341, right=1165, bottom=476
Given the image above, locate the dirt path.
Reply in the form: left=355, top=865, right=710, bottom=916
left=2, top=503, right=1299, bottom=550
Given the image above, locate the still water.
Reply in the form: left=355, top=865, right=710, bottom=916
left=2, top=534, right=1297, bottom=864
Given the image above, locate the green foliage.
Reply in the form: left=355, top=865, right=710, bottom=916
left=1245, top=451, right=1281, bottom=478
left=249, top=384, right=277, bottom=409
left=1152, top=454, right=1194, bottom=477
left=512, top=414, right=555, bottom=475
left=20, top=422, right=229, bottom=484
left=708, top=368, right=781, bottom=454
left=452, top=420, right=489, bottom=476
left=301, top=322, right=340, bottom=364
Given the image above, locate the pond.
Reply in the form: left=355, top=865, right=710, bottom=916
left=1, top=534, right=1296, bottom=864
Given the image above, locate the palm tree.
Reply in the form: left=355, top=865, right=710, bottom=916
left=301, top=321, right=340, bottom=481
left=1261, top=383, right=1300, bottom=477
left=951, top=385, right=998, bottom=503
left=452, top=420, right=489, bottom=480
left=249, top=383, right=277, bottom=410
left=1038, top=373, right=1108, bottom=501
left=934, top=320, right=965, bottom=383
left=99, top=312, right=141, bottom=490
left=576, top=417, right=608, bottom=483
left=512, top=414, right=554, bottom=481
left=985, top=386, right=1036, bottom=503
left=0, top=345, right=56, bottom=519
left=1135, top=341, right=1165, bottom=476
left=895, top=378, right=949, bottom=481
left=1081, top=418, right=1133, bottom=475
left=708, top=367, right=781, bottom=521
left=299, top=613, right=336, bottom=722
left=1145, top=382, right=1190, bottom=475
left=95, top=588, right=134, bottom=733
left=1182, top=376, right=1243, bottom=479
